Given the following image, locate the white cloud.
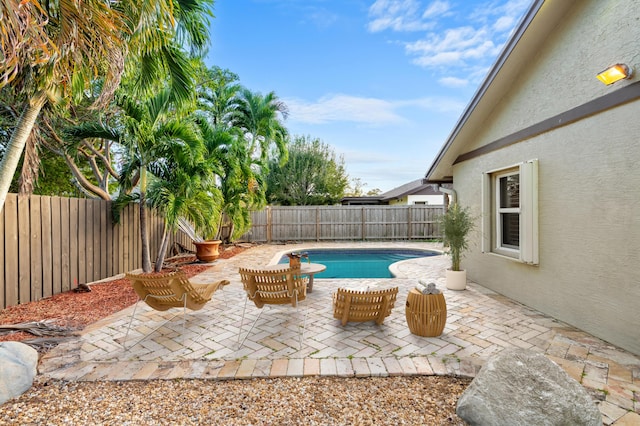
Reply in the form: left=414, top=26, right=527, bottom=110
left=368, top=0, right=530, bottom=87
left=402, top=97, right=466, bottom=113
left=405, top=26, right=494, bottom=65
left=493, top=15, right=515, bottom=32
left=285, top=94, right=465, bottom=125
left=286, top=94, right=406, bottom=125
left=422, top=0, right=450, bottom=19
left=367, top=0, right=433, bottom=32
left=439, top=76, right=468, bottom=88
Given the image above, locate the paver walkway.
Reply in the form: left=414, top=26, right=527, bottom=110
left=39, top=242, right=640, bottom=425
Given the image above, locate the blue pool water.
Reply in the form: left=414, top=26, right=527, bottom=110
left=278, top=248, right=439, bottom=279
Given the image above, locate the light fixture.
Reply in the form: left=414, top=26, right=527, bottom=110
left=596, top=63, right=632, bottom=85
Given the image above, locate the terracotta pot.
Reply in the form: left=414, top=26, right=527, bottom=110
left=194, top=240, right=222, bottom=263
left=445, top=269, right=467, bottom=290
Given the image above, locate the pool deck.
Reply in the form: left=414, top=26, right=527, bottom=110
left=39, top=242, right=640, bottom=425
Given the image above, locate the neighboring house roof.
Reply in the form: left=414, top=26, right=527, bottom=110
left=424, top=0, right=577, bottom=182
left=340, top=196, right=384, bottom=205
left=379, top=179, right=441, bottom=202
left=341, top=179, right=445, bottom=205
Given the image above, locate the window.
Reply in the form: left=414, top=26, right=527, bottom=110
left=482, top=160, right=538, bottom=264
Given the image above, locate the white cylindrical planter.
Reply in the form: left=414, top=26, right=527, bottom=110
left=446, top=269, right=467, bottom=290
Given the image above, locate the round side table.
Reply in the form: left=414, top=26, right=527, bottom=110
left=405, top=288, right=447, bottom=337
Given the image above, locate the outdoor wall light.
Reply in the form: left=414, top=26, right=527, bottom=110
left=596, top=63, right=632, bottom=85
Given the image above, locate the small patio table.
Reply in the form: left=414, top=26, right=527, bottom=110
left=262, top=263, right=326, bottom=293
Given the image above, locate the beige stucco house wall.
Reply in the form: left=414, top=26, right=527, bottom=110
left=425, top=0, right=640, bottom=355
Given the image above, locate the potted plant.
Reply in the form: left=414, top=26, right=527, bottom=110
left=193, top=239, right=223, bottom=263
left=177, top=218, right=223, bottom=263
left=439, top=203, right=475, bottom=290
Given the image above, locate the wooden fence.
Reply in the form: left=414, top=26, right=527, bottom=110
left=0, top=194, right=192, bottom=309
left=239, top=205, right=444, bottom=242
left=0, top=197, right=443, bottom=309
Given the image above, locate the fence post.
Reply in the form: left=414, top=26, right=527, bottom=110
left=361, top=206, right=365, bottom=241
left=316, top=207, right=320, bottom=241
left=266, top=206, right=272, bottom=243
left=408, top=206, right=412, bottom=240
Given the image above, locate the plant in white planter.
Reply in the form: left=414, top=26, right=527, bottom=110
left=440, top=203, right=475, bottom=290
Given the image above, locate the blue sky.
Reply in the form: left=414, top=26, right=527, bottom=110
left=206, top=0, right=531, bottom=192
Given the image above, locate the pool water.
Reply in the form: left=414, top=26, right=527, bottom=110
left=278, top=248, right=439, bottom=279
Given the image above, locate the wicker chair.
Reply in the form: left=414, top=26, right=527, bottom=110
left=332, top=287, right=399, bottom=326
left=123, top=269, right=230, bottom=348
left=237, top=266, right=309, bottom=349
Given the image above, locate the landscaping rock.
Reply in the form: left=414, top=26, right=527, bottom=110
left=456, top=348, right=602, bottom=426
left=0, top=341, right=38, bottom=405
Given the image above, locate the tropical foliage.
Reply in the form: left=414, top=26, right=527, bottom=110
left=266, top=135, right=349, bottom=205
left=0, top=0, right=213, bottom=211
left=1, top=1, right=354, bottom=273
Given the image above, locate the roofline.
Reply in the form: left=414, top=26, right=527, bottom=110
left=424, top=0, right=545, bottom=181
left=380, top=186, right=439, bottom=201
left=340, top=196, right=384, bottom=201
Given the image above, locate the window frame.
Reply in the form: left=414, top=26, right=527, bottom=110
left=482, top=159, right=538, bottom=265
left=494, top=169, right=520, bottom=256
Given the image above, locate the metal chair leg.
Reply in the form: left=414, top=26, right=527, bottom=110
left=237, top=297, right=267, bottom=350
left=296, top=292, right=307, bottom=350
left=182, top=296, right=187, bottom=345
left=123, top=294, right=185, bottom=350
left=123, top=300, right=141, bottom=349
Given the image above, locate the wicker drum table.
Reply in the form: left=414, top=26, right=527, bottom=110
left=405, top=288, right=447, bottom=337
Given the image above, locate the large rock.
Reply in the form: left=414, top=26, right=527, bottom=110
left=0, top=342, right=38, bottom=405
left=456, top=348, right=602, bottom=426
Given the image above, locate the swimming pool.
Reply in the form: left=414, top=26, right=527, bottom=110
left=278, top=248, right=440, bottom=278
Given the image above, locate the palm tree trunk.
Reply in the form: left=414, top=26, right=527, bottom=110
left=139, top=169, right=152, bottom=272
left=154, top=223, right=171, bottom=272
left=0, top=94, right=47, bottom=213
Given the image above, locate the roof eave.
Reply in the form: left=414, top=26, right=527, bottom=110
left=424, top=0, right=545, bottom=182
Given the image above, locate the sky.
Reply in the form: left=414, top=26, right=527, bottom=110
left=205, top=0, right=532, bottom=193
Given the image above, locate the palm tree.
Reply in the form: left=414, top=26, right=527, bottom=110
left=0, top=0, right=214, bottom=212
left=195, top=117, right=263, bottom=241
left=230, top=88, right=290, bottom=165
left=194, top=65, right=242, bottom=127
left=0, top=0, right=127, bottom=211
left=146, top=130, right=223, bottom=271
left=69, top=89, right=203, bottom=272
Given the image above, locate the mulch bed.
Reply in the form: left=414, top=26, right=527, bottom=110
left=0, top=244, right=250, bottom=345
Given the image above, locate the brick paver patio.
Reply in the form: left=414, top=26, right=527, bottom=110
left=39, top=242, right=640, bottom=425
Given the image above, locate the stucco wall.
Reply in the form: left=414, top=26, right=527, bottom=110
left=465, top=0, right=640, bottom=153
left=452, top=1, right=640, bottom=355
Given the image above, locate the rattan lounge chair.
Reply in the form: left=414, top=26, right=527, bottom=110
left=332, top=287, right=399, bottom=326
left=237, top=266, right=308, bottom=349
left=123, top=269, right=230, bottom=348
